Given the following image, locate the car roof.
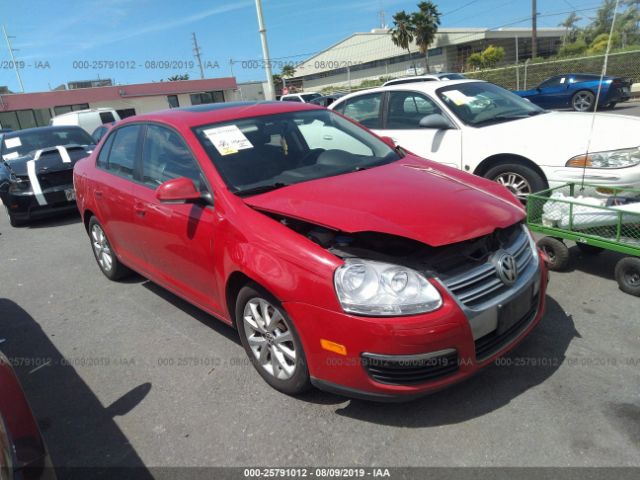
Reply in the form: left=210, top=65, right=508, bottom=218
left=118, top=101, right=323, bottom=128
left=1, top=125, right=87, bottom=137
left=54, top=107, right=116, bottom=117
left=333, top=79, right=484, bottom=104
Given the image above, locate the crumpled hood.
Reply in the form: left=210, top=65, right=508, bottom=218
left=5, top=145, right=93, bottom=177
left=244, top=158, right=525, bottom=247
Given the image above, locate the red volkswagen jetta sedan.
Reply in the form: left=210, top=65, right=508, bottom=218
left=74, top=102, right=547, bottom=401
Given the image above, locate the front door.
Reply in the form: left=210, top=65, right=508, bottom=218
left=377, top=90, right=462, bottom=169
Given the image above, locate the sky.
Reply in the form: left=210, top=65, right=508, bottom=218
left=0, top=0, right=605, bottom=93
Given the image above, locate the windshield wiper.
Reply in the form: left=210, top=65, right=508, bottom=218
left=235, top=182, right=289, bottom=197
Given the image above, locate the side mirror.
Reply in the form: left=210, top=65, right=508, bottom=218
left=155, top=177, right=205, bottom=204
left=419, top=114, right=453, bottom=130
left=380, top=136, right=397, bottom=148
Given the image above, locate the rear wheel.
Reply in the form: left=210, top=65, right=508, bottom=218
left=236, top=283, right=311, bottom=395
left=88, top=216, right=131, bottom=280
left=485, top=162, right=547, bottom=200
left=614, top=257, right=640, bottom=297
left=571, top=90, right=595, bottom=112
left=537, top=237, right=570, bottom=271
left=604, top=102, right=617, bottom=110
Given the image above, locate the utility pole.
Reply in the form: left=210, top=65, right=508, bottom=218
left=3, top=25, right=24, bottom=92
left=531, top=0, right=538, bottom=58
left=229, top=58, right=235, bottom=78
left=255, top=0, right=275, bottom=100
left=192, top=32, right=205, bottom=79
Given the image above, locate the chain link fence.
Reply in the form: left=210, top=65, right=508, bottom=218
left=465, top=49, right=640, bottom=91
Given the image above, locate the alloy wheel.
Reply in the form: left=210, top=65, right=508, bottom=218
left=572, top=92, right=594, bottom=112
left=91, top=224, right=113, bottom=272
left=494, top=172, right=532, bottom=199
left=243, top=298, right=297, bottom=380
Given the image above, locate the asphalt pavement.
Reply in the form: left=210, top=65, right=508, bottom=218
left=0, top=209, right=638, bottom=473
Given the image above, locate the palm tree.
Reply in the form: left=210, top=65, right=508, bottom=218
left=559, top=11, right=581, bottom=46
left=281, top=64, right=295, bottom=90
left=412, top=1, right=441, bottom=73
left=391, top=10, right=417, bottom=75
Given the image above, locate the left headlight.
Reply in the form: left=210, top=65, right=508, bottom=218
left=334, top=259, right=443, bottom=316
left=566, top=147, right=640, bottom=169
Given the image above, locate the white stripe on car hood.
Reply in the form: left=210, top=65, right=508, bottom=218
left=25, top=146, right=72, bottom=207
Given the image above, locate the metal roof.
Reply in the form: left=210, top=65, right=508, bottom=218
left=294, top=28, right=566, bottom=77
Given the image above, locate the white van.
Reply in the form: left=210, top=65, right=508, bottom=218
left=50, top=108, right=121, bottom=135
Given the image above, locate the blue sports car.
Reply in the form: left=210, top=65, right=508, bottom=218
left=514, top=73, right=632, bottom=112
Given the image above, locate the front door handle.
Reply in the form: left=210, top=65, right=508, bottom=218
left=134, top=202, right=146, bottom=217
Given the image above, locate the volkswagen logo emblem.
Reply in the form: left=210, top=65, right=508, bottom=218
left=495, top=251, right=518, bottom=286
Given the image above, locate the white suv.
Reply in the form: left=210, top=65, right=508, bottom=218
left=383, top=73, right=466, bottom=86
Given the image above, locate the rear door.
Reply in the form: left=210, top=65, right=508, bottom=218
left=92, top=125, right=143, bottom=268
left=128, top=124, right=222, bottom=313
left=378, top=90, right=461, bottom=168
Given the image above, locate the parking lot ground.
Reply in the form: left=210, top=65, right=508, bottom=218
left=1, top=212, right=639, bottom=471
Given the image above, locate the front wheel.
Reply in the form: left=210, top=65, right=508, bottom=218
left=236, top=283, right=311, bottom=395
left=571, top=90, right=595, bottom=112
left=485, top=163, right=547, bottom=200
left=615, top=257, right=640, bottom=297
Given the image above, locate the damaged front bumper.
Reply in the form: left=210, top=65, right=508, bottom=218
left=283, top=234, right=548, bottom=402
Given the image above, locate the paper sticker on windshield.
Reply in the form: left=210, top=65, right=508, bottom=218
left=4, top=137, right=21, bottom=149
left=442, top=90, right=471, bottom=106
left=203, top=125, right=253, bottom=156
left=2, top=152, right=19, bottom=160
left=560, top=77, right=566, bottom=84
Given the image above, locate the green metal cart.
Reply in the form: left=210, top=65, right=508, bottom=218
left=527, top=182, right=640, bottom=296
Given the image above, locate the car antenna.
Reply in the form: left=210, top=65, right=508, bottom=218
left=579, top=0, right=620, bottom=192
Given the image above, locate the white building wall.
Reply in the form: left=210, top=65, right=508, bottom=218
left=86, top=89, right=235, bottom=115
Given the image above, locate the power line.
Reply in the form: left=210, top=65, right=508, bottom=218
left=442, top=0, right=482, bottom=17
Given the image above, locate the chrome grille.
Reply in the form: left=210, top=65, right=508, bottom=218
left=442, top=227, right=534, bottom=308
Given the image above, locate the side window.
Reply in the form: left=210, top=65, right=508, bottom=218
left=99, top=112, right=116, bottom=124
left=96, top=131, right=115, bottom=168
left=342, top=93, right=383, bottom=128
left=386, top=91, right=443, bottom=129
left=332, top=100, right=346, bottom=114
left=283, top=96, right=302, bottom=102
left=539, top=76, right=564, bottom=89
left=105, top=125, right=140, bottom=178
left=141, top=125, right=204, bottom=190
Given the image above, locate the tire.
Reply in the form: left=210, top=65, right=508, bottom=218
left=7, top=213, right=27, bottom=227
left=485, top=162, right=547, bottom=200
left=235, top=283, right=311, bottom=395
left=614, top=257, right=640, bottom=297
left=88, top=216, right=131, bottom=281
left=576, top=243, right=604, bottom=255
left=571, top=90, right=595, bottom=112
left=604, top=102, right=617, bottom=110
left=537, top=237, right=570, bottom=271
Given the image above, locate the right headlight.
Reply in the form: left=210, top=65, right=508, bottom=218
left=566, top=147, right=640, bottom=169
left=334, top=259, right=443, bottom=316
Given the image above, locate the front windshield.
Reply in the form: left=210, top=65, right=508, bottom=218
left=1, top=127, right=94, bottom=160
left=437, top=82, right=546, bottom=127
left=193, top=109, right=401, bottom=196
left=301, top=93, right=322, bottom=102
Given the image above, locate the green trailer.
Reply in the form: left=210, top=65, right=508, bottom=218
left=526, top=182, right=640, bottom=296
